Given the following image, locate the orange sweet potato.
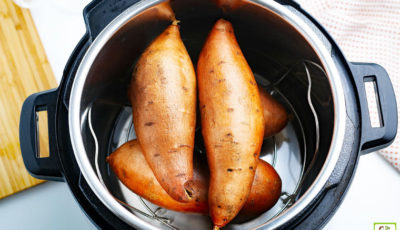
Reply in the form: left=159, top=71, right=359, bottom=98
left=197, top=19, right=265, bottom=228
left=130, top=23, right=197, bottom=202
left=107, top=140, right=281, bottom=218
left=235, top=159, right=281, bottom=222
left=107, top=140, right=207, bottom=213
left=259, top=87, right=288, bottom=138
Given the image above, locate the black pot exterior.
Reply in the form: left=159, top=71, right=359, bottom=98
left=56, top=32, right=131, bottom=229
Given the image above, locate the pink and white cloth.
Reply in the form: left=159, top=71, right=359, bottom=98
left=297, top=0, right=400, bottom=170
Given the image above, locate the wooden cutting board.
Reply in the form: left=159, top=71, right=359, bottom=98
left=0, top=0, right=57, bottom=199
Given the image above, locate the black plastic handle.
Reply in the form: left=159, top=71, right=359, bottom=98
left=19, top=89, right=63, bottom=181
left=84, top=0, right=141, bottom=40
left=350, top=62, right=398, bottom=154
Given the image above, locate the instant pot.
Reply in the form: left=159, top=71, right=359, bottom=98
left=19, top=0, right=398, bottom=229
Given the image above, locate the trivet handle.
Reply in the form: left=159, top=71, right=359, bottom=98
left=350, top=62, right=398, bottom=154
left=19, top=89, right=63, bottom=181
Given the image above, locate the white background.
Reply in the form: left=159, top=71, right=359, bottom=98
left=0, top=0, right=399, bottom=229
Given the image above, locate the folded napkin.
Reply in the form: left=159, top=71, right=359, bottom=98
left=296, top=0, right=400, bottom=170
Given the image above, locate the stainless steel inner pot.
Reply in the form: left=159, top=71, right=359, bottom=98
left=69, top=0, right=346, bottom=229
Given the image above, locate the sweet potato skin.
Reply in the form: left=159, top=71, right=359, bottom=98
left=107, top=140, right=208, bottom=213
left=259, top=87, right=288, bottom=138
left=107, top=140, right=281, bottom=217
left=130, top=24, right=197, bottom=202
left=235, top=160, right=282, bottom=222
left=197, top=19, right=265, bottom=227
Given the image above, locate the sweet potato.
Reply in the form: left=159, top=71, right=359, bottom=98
left=235, top=160, right=281, bottom=222
left=259, top=87, right=288, bottom=138
left=130, top=23, right=197, bottom=202
left=107, top=140, right=281, bottom=218
left=197, top=19, right=265, bottom=228
left=107, top=140, right=207, bottom=213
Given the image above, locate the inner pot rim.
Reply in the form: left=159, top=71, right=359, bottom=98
left=68, top=0, right=347, bottom=229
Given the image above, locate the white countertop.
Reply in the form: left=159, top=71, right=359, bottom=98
left=1, top=1, right=399, bottom=229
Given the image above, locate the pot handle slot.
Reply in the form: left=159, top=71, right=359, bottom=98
left=19, top=89, right=63, bottom=181
left=350, top=62, right=397, bottom=154
left=83, top=0, right=141, bottom=40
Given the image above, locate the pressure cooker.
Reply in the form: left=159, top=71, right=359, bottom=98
left=19, top=0, right=397, bottom=229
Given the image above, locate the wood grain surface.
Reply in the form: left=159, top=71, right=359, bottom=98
left=0, top=0, right=57, bottom=199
